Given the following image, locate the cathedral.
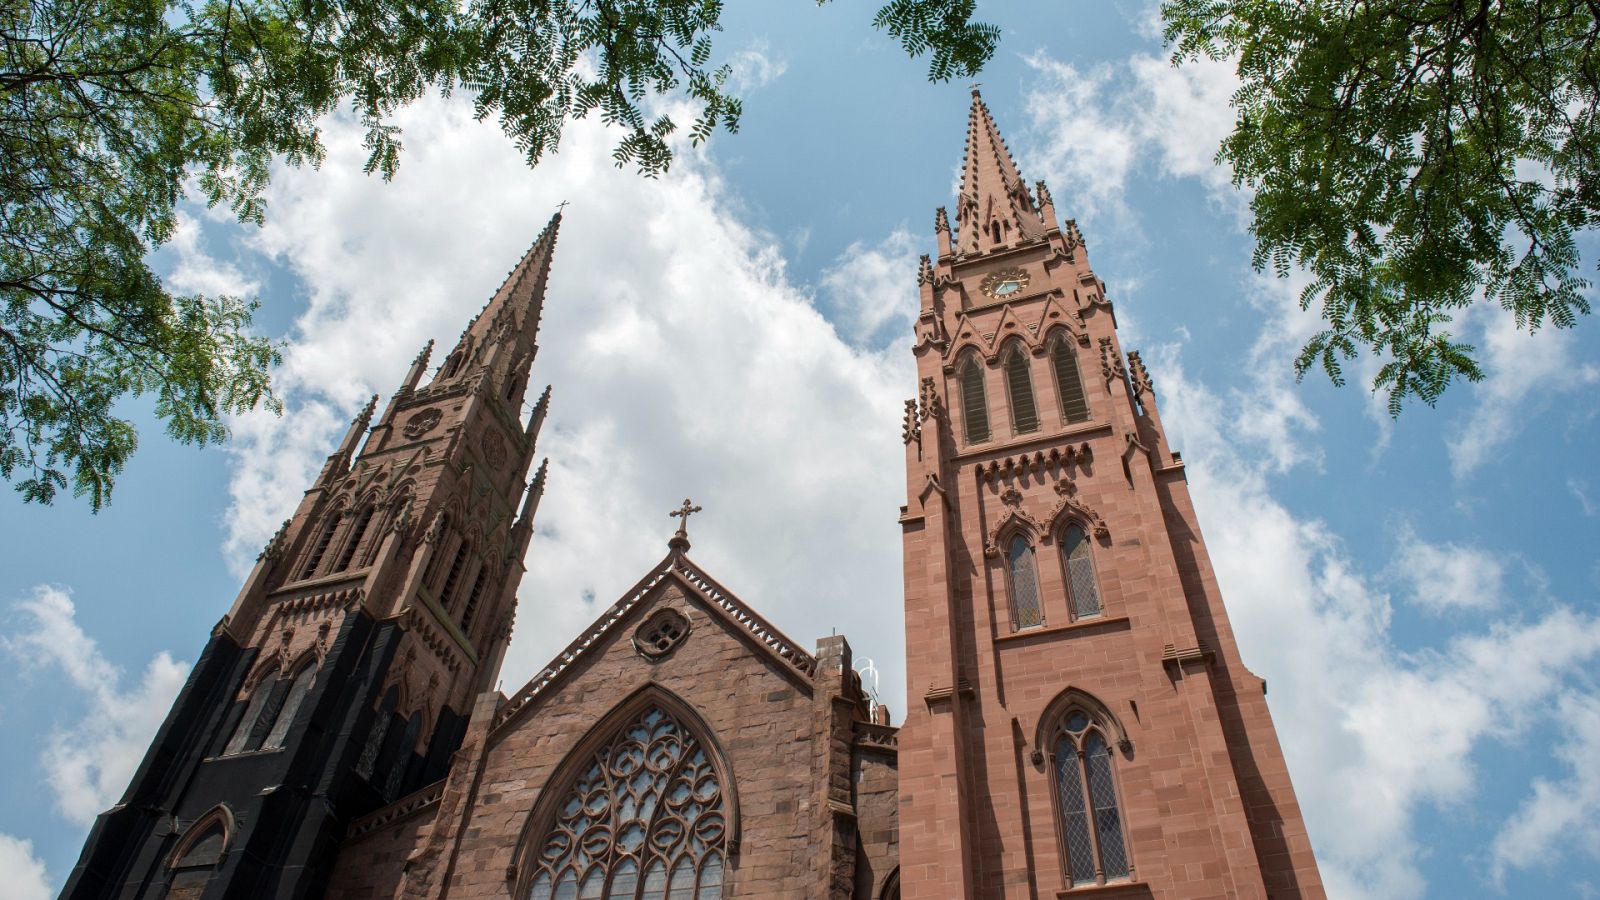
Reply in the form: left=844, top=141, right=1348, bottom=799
left=61, top=92, right=1325, bottom=899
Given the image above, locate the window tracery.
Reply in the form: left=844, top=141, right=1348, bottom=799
left=1051, top=708, right=1130, bottom=888
left=527, top=705, right=727, bottom=900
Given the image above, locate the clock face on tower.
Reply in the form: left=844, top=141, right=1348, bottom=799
left=981, top=268, right=1030, bottom=300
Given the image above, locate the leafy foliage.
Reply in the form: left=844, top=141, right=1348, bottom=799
left=1, top=0, right=995, bottom=509
left=1164, top=0, right=1597, bottom=412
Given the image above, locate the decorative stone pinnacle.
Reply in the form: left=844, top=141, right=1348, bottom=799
left=413, top=339, right=435, bottom=365
left=668, top=498, right=702, bottom=552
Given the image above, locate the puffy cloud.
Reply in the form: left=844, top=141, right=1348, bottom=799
left=0, top=834, right=51, bottom=900
left=1390, top=525, right=1506, bottom=613
left=1449, top=307, right=1600, bottom=478
left=819, top=228, right=921, bottom=347
left=1489, top=691, right=1600, bottom=885
left=2, top=587, right=190, bottom=826
left=217, top=88, right=914, bottom=710
left=1153, top=344, right=1600, bottom=899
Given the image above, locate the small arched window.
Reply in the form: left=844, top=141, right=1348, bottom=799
left=1061, top=525, right=1101, bottom=620
left=1006, top=535, right=1043, bottom=630
left=335, top=505, right=376, bottom=572
left=1052, top=710, right=1130, bottom=887
left=164, top=809, right=231, bottom=900
left=1051, top=336, right=1090, bottom=424
left=958, top=355, right=990, bottom=445
left=1004, top=346, right=1040, bottom=434
left=461, top=565, right=491, bottom=633
left=526, top=704, right=727, bottom=900
left=262, top=663, right=317, bottom=750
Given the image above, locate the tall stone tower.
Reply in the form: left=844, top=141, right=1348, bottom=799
left=896, top=92, right=1324, bottom=899
left=61, top=215, right=561, bottom=900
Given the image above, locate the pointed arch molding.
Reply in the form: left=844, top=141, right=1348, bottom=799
left=1031, top=687, right=1132, bottom=765
left=985, top=481, right=1109, bottom=557
left=507, top=683, right=742, bottom=892
left=165, top=804, right=235, bottom=870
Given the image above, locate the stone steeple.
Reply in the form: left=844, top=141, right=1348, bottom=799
left=60, top=215, right=563, bottom=900
left=898, top=96, right=1325, bottom=898
left=956, top=88, right=1050, bottom=253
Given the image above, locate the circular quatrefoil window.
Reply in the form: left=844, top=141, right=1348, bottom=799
left=633, top=608, right=691, bottom=659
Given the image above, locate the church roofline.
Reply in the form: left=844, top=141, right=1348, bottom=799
left=491, top=550, right=820, bottom=736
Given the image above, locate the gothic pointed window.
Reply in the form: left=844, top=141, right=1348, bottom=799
left=221, top=674, right=280, bottom=756
left=526, top=704, right=727, bottom=900
left=1006, top=535, right=1043, bottom=630
left=422, top=516, right=452, bottom=585
left=262, top=663, right=317, bottom=750
left=461, top=564, right=491, bottom=633
left=1051, top=336, right=1090, bottom=424
left=1061, top=525, right=1101, bottom=619
left=1052, top=710, right=1130, bottom=887
left=1004, top=345, right=1040, bottom=434
left=336, top=505, right=376, bottom=571
left=440, top=541, right=472, bottom=606
left=958, top=355, right=990, bottom=445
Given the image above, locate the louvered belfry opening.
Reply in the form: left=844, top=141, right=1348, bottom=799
left=959, top=355, right=990, bottom=444
left=1051, top=337, right=1091, bottom=424
left=1004, top=345, right=1040, bottom=434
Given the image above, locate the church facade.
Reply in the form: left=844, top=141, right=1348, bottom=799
left=62, top=93, right=1323, bottom=900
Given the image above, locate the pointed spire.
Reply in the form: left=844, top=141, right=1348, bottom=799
left=467, top=211, right=561, bottom=352
left=401, top=340, right=434, bottom=393
left=956, top=89, right=1048, bottom=252
left=935, top=207, right=952, bottom=257
left=337, top=394, right=379, bottom=456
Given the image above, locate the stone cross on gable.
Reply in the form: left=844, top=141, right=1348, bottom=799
left=668, top=498, right=701, bottom=551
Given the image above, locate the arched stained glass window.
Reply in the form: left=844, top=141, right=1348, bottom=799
left=1007, top=535, right=1043, bottom=630
left=958, top=356, right=990, bottom=445
left=1004, top=346, right=1040, bottom=434
left=1051, top=336, right=1090, bottom=424
left=1061, top=525, right=1101, bottom=619
left=528, top=705, right=726, bottom=900
left=1052, top=710, right=1130, bottom=887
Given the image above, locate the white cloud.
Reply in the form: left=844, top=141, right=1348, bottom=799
left=1153, top=343, right=1600, bottom=900
left=163, top=212, right=260, bottom=298
left=1390, top=525, right=1506, bottom=613
left=819, top=228, right=920, bottom=346
left=216, top=93, right=915, bottom=711
left=2, top=586, right=191, bottom=826
left=1572, top=478, right=1598, bottom=517
left=0, top=834, right=51, bottom=900
left=1449, top=306, right=1600, bottom=478
left=1019, top=56, right=1140, bottom=229
left=1489, top=690, right=1600, bottom=885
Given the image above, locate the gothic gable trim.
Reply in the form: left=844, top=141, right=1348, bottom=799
left=984, top=506, right=1043, bottom=558
left=506, top=683, right=742, bottom=896
left=1031, top=687, right=1133, bottom=763
left=165, top=804, right=235, bottom=870
left=1044, top=480, right=1111, bottom=542
left=493, top=553, right=819, bottom=734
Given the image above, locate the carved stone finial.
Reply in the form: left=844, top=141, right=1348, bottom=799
left=935, top=207, right=950, bottom=234
left=918, top=377, right=944, bottom=421
left=668, top=498, right=702, bottom=552
left=1035, top=180, right=1053, bottom=208
left=1098, top=337, right=1126, bottom=388
left=1128, top=350, right=1153, bottom=399
left=902, top=399, right=921, bottom=446
left=917, top=254, right=934, bottom=285
left=413, top=339, right=435, bottom=366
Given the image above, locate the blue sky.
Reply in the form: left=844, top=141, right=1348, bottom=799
left=3, top=3, right=1599, bottom=898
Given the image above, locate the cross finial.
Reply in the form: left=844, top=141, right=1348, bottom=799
left=556, top=200, right=571, bottom=213
left=668, top=498, right=701, bottom=552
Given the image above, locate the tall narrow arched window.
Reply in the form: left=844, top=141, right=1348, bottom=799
left=1052, top=710, right=1130, bottom=887
left=1061, top=525, right=1102, bottom=620
left=222, top=674, right=280, bottom=756
left=1051, top=336, right=1090, bottom=424
left=300, top=514, right=339, bottom=580
left=421, top=516, right=452, bottom=585
left=958, top=355, right=990, bottom=445
left=335, top=505, right=376, bottom=571
left=461, top=565, right=490, bottom=633
left=1006, top=535, right=1043, bottom=630
left=1004, top=346, right=1040, bottom=434
left=262, top=663, right=317, bottom=750
left=527, top=704, right=727, bottom=900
